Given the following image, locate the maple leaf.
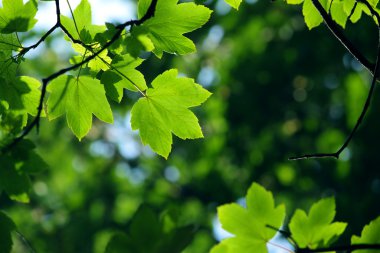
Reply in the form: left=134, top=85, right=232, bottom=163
left=131, top=69, right=211, bottom=158
left=137, top=0, right=212, bottom=57
left=47, top=75, right=113, bottom=140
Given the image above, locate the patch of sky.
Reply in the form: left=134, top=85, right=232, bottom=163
left=164, top=166, right=180, bottom=183
left=19, top=0, right=135, bottom=58
left=105, top=112, right=142, bottom=160
left=202, top=25, right=224, bottom=51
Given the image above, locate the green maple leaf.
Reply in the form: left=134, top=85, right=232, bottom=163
left=0, top=0, right=38, bottom=33
left=289, top=197, right=347, bottom=249
left=47, top=75, right=114, bottom=140
left=60, top=0, right=105, bottom=43
left=70, top=43, right=112, bottom=72
left=0, top=212, right=15, bottom=253
left=101, top=54, right=147, bottom=102
left=131, top=69, right=211, bottom=158
left=224, top=0, right=243, bottom=10
left=0, top=34, right=21, bottom=57
left=125, top=30, right=155, bottom=58
left=137, top=0, right=212, bottom=57
left=211, top=183, right=286, bottom=253
left=351, top=216, right=380, bottom=253
left=0, top=75, right=42, bottom=116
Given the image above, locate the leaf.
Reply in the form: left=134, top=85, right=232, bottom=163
left=105, top=205, right=194, bottom=253
left=302, top=0, right=323, bottom=29
left=0, top=0, right=38, bottom=33
left=71, top=43, right=112, bottom=72
left=224, top=0, right=243, bottom=10
left=287, top=0, right=305, bottom=5
left=47, top=75, right=114, bottom=140
left=131, top=69, right=211, bottom=158
left=0, top=140, right=48, bottom=203
left=0, top=75, right=42, bottom=116
left=60, top=0, right=91, bottom=40
left=15, top=76, right=43, bottom=116
left=0, top=212, right=15, bottom=253
left=331, top=1, right=348, bottom=28
left=214, top=183, right=286, bottom=253
left=137, top=0, right=212, bottom=57
left=125, top=30, right=155, bottom=58
left=101, top=54, right=147, bottom=102
left=60, top=0, right=105, bottom=43
left=0, top=34, right=21, bottom=57
left=351, top=216, right=380, bottom=253
left=289, top=197, right=347, bottom=249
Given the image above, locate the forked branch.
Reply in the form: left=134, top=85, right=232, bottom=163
left=290, top=0, right=380, bottom=160
left=0, top=0, right=158, bottom=154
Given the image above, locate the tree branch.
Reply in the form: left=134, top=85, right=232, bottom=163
left=297, top=244, right=380, bottom=252
left=310, top=0, right=375, bottom=75
left=0, top=0, right=158, bottom=154
left=289, top=0, right=380, bottom=160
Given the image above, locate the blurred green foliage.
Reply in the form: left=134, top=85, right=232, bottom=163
left=1, top=0, right=380, bottom=252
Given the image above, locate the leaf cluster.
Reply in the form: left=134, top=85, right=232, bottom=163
left=212, top=182, right=380, bottom=253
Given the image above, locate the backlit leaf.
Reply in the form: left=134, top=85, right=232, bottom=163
left=47, top=75, right=114, bottom=140
left=302, top=0, right=323, bottom=29
left=224, top=0, right=243, bottom=10
left=289, top=197, right=347, bottom=249
left=101, top=54, right=147, bottom=102
left=138, top=0, right=212, bottom=57
left=131, top=69, right=211, bottom=158
left=351, top=216, right=380, bottom=253
left=214, top=183, right=286, bottom=253
left=0, top=0, right=38, bottom=33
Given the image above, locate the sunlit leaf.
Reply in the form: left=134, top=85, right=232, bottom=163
left=137, top=0, right=212, bottom=57
left=351, top=216, right=380, bottom=253
left=214, top=183, right=286, bottom=253
left=224, top=0, right=243, bottom=10
left=101, top=54, right=147, bottom=102
left=131, top=69, right=211, bottom=158
left=60, top=0, right=105, bottom=43
left=0, top=0, right=38, bottom=33
left=331, top=1, right=348, bottom=28
left=302, top=0, right=323, bottom=29
left=47, top=75, right=114, bottom=140
left=289, top=197, right=347, bottom=249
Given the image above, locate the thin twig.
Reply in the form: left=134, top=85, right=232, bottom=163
left=0, top=0, right=158, bottom=154
left=290, top=2, right=380, bottom=160
left=15, top=231, right=37, bottom=253
left=297, top=244, right=380, bottom=252
left=267, top=241, right=294, bottom=253
left=310, top=0, right=375, bottom=75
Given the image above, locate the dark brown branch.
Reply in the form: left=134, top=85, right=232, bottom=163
left=297, top=244, right=380, bottom=252
left=19, top=0, right=61, bottom=56
left=310, top=0, right=375, bottom=75
left=0, top=0, right=158, bottom=154
left=290, top=3, right=380, bottom=160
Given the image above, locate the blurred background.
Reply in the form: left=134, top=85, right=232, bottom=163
left=2, top=0, right=380, bottom=252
